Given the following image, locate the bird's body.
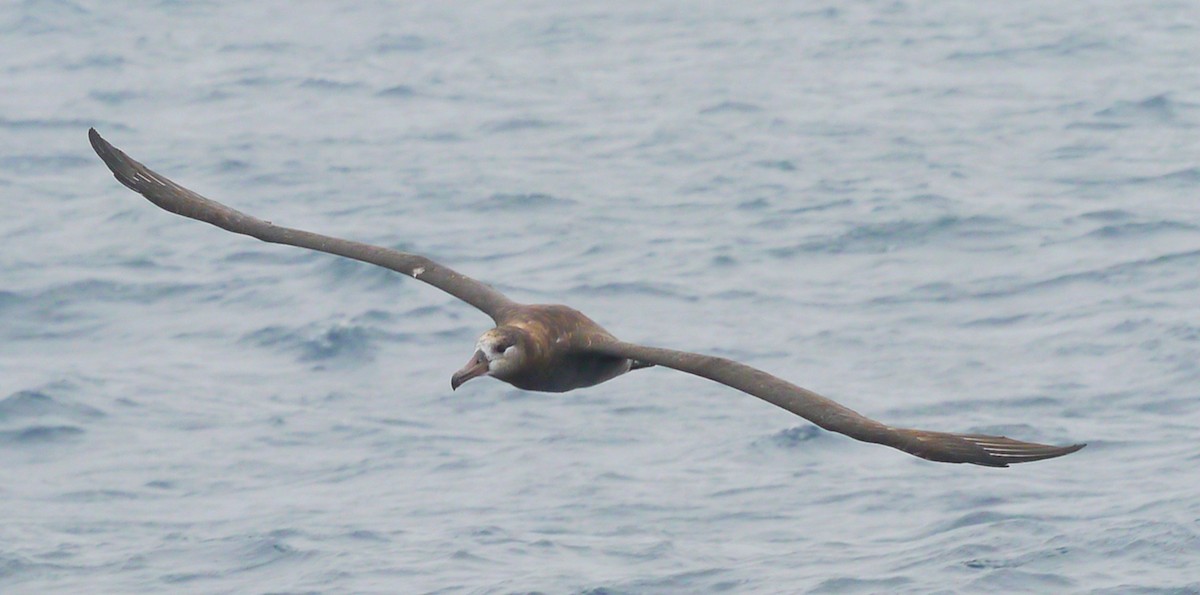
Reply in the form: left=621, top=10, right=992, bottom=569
left=475, top=304, right=633, bottom=393
left=89, top=128, right=1085, bottom=468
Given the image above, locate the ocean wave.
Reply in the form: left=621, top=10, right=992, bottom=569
left=1084, top=221, right=1197, bottom=239
left=568, top=281, right=697, bottom=300
left=479, top=118, right=559, bottom=134
left=0, top=390, right=104, bottom=421
left=0, top=425, right=84, bottom=445
left=0, top=154, right=92, bottom=172
left=241, top=323, right=378, bottom=363
left=770, top=215, right=1019, bottom=256
left=471, top=192, right=576, bottom=210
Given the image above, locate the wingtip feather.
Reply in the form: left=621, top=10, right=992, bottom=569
left=961, top=435, right=1086, bottom=467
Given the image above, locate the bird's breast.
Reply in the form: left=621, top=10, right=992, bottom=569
left=505, top=352, right=631, bottom=393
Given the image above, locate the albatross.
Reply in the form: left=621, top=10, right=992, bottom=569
left=88, top=128, right=1084, bottom=468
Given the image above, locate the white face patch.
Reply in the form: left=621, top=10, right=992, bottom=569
left=412, top=267, right=426, bottom=278
left=476, top=330, right=522, bottom=377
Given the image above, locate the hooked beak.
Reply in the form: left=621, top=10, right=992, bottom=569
left=451, top=350, right=489, bottom=390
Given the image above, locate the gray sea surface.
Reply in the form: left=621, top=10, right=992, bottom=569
left=3, top=1, right=1199, bottom=593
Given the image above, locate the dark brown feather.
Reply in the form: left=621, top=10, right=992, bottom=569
left=90, top=129, right=1085, bottom=468
left=493, top=305, right=631, bottom=392
left=88, top=128, right=515, bottom=322
left=585, top=341, right=1084, bottom=467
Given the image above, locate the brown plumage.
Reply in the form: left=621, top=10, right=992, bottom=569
left=88, top=128, right=1085, bottom=468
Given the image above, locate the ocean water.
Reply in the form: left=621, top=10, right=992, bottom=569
left=2, top=1, right=1199, bottom=592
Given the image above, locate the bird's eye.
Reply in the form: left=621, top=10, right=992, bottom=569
left=495, top=343, right=510, bottom=353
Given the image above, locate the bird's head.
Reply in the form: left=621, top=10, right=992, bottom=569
left=451, top=327, right=529, bottom=390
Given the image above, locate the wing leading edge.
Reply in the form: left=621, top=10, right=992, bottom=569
left=89, top=129, right=516, bottom=321
left=589, top=341, right=1084, bottom=467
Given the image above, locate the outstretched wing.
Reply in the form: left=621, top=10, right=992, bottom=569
left=589, top=341, right=1084, bottom=467
left=89, top=128, right=516, bottom=322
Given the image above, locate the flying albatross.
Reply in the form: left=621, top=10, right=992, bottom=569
left=88, top=128, right=1084, bottom=468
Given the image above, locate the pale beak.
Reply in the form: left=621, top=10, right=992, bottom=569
left=451, top=350, right=489, bottom=390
